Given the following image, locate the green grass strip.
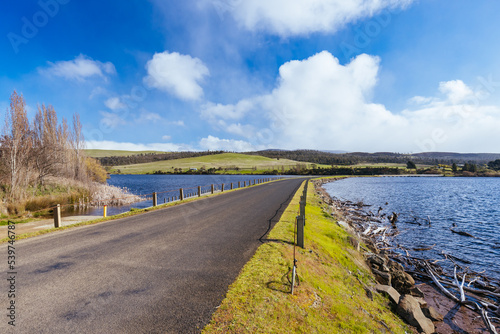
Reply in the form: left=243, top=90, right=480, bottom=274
left=203, top=179, right=411, bottom=333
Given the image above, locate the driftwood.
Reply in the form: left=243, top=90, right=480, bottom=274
left=325, top=193, right=499, bottom=333
left=450, top=228, right=476, bottom=238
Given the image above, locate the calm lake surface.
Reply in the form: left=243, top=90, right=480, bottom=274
left=87, top=174, right=285, bottom=216
left=323, top=177, right=500, bottom=279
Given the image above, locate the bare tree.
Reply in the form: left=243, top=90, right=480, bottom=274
left=0, top=91, right=33, bottom=200
left=70, top=113, right=86, bottom=181
left=32, top=104, right=69, bottom=185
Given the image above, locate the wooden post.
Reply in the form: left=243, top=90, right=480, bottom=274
left=244, top=181, right=246, bottom=187
left=54, top=204, right=61, bottom=228
left=198, top=186, right=201, bottom=197
left=211, top=184, right=214, bottom=194
left=153, top=192, right=157, bottom=206
left=296, top=215, right=304, bottom=248
left=180, top=188, right=184, bottom=200
left=230, top=182, right=233, bottom=190
left=221, top=183, right=225, bottom=192
left=238, top=181, right=241, bottom=188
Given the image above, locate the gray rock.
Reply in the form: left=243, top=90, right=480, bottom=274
left=391, top=270, right=415, bottom=294
left=375, top=284, right=400, bottom=305
left=372, top=268, right=391, bottom=286
left=397, top=295, right=435, bottom=334
left=422, top=306, right=443, bottom=322
left=410, top=286, right=425, bottom=298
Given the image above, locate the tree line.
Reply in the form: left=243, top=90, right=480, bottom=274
left=247, top=150, right=500, bottom=166
left=0, top=91, right=106, bottom=203
left=98, top=151, right=225, bottom=166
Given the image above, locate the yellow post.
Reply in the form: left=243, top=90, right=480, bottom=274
left=103, top=205, right=107, bottom=217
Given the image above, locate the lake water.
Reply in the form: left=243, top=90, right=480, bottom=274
left=323, top=177, right=500, bottom=279
left=86, top=174, right=285, bottom=216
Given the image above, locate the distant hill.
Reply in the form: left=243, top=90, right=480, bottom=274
left=248, top=150, right=500, bottom=166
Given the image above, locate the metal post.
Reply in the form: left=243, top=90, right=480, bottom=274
left=296, top=215, right=304, bottom=248
left=198, top=186, right=201, bottom=197
left=54, top=204, right=61, bottom=228
left=211, top=184, right=214, bottom=194
left=103, top=205, right=107, bottom=217
left=153, top=192, right=157, bottom=207
left=180, top=188, right=184, bottom=201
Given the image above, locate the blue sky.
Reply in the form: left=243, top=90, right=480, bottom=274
left=1, top=0, right=500, bottom=153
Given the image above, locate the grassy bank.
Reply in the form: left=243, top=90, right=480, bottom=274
left=203, top=179, right=410, bottom=333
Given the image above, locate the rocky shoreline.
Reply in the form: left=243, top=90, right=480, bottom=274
left=314, top=178, right=499, bottom=334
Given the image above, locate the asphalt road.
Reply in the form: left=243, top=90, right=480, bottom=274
left=1, top=177, right=305, bottom=334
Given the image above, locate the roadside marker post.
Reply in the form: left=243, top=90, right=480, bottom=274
left=103, top=205, right=107, bottom=217
left=296, top=215, right=304, bottom=248
left=180, top=188, right=184, bottom=201
left=211, top=184, right=214, bottom=194
left=153, top=192, right=157, bottom=207
left=54, top=204, right=61, bottom=228
left=221, top=184, right=225, bottom=192
left=198, top=186, right=201, bottom=197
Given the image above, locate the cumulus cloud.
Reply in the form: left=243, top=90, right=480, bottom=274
left=203, top=51, right=500, bottom=153
left=439, top=80, right=474, bottom=104
left=223, top=0, right=413, bottom=36
left=104, top=97, right=126, bottom=110
left=39, top=54, right=116, bottom=81
left=199, top=135, right=256, bottom=151
left=86, top=140, right=191, bottom=152
left=144, top=51, right=210, bottom=100
left=136, top=110, right=163, bottom=123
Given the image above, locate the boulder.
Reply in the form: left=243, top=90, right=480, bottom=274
left=397, top=295, right=435, bottom=334
left=422, top=306, right=443, bottom=322
left=375, top=284, right=400, bottom=305
left=409, top=286, right=425, bottom=298
left=388, top=259, right=405, bottom=272
left=391, top=270, right=415, bottom=294
left=372, top=268, right=391, bottom=286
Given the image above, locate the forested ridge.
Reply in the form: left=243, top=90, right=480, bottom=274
left=98, top=151, right=225, bottom=166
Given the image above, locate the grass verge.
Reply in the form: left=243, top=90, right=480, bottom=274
left=203, top=179, right=411, bottom=333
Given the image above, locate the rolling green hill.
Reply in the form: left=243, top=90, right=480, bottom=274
left=110, top=153, right=317, bottom=174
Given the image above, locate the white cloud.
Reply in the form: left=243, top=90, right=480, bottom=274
left=99, top=111, right=127, bottom=130
left=201, top=100, right=254, bottom=120
left=439, top=80, right=474, bottom=104
left=136, top=110, right=163, bottom=123
left=199, top=135, right=256, bottom=151
left=204, top=51, right=500, bottom=153
left=144, top=51, right=210, bottom=100
left=169, top=120, right=185, bottom=126
left=162, top=135, right=172, bottom=141
left=225, top=0, right=413, bottom=36
left=104, top=97, right=126, bottom=110
left=86, top=140, right=191, bottom=152
left=39, top=54, right=116, bottom=81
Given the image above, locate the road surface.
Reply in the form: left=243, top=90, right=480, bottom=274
left=1, top=177, right=305, bottom=333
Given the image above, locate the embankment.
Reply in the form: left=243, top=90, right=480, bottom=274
left=203, top=178, right=412, bottom=333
